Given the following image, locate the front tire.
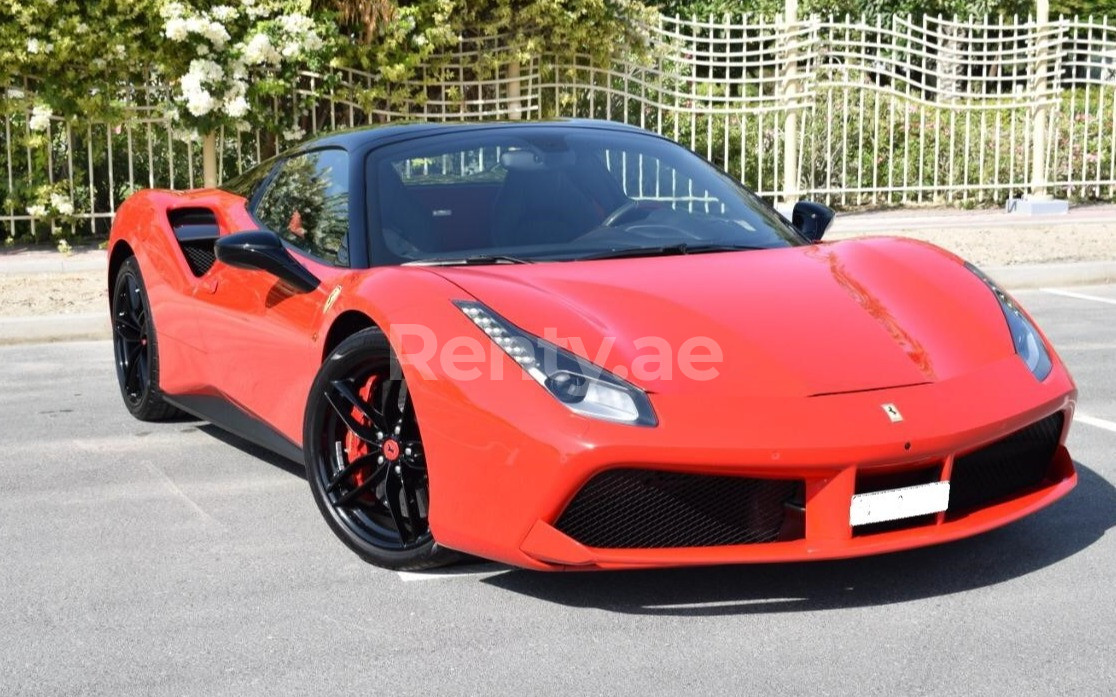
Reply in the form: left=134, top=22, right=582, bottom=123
left=111, top=257, right=182, bottom=422
left=304, top=328, right=460, bottom=570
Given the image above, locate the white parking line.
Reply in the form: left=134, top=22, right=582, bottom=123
left=1041, top=288, right=1116, bottom=306
left=1075, top=413, right=1116, bottom=434
left=397, top=563, right=506, bottom=582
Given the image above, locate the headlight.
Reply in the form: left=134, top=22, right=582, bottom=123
left=455, top=300, right=658, bottom=426
left=966, top=263, right=1052, bottom=381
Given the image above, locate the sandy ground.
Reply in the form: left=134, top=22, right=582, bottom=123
left=828, top=221, right=1116, bottom=266
left=0, top=272, right=106, bottom=317
left=1, top=210, right=1114, bottom=317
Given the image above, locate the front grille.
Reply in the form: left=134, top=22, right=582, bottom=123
left=948, top=411, right=1064, bottom=515
left=182, top=242, right=216, bottom=277
left=554, top=469, right=801, bottom=549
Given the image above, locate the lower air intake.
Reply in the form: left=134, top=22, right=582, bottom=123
left=949, top=411, right=1064, bottom=515
left=555, top=469, right=800, bottom=549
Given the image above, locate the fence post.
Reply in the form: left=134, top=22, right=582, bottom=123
left=508, top=61, right=523, bottom=120
left=1030, top=0, right=1051, bottom=199
left=1010, top=0, right=1068, bottom=213
left=781, top=0, right=800, bottom=210
left=202, top=132, right=218, bottom=188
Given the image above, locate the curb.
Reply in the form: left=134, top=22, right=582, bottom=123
left=0, top=261, right=1112, bottom=346
left=0, top=314, right=111, bottom=345
left=0, top=253, right=107, bottom=275
left=985, top=261, right=1116, bottom=289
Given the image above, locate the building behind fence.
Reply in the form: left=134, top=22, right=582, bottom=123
left=3, top=11, right=1115, bottom=239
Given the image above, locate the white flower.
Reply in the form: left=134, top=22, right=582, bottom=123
left=196, top=44, right=209, bottom=55
left=210, top=5, right=237, bottom=21
left=224, top=95, right=249, bottom=118
left=281, top=41, right=300, bottom=59
left=7, top=87, right=26, bottom=99
left=303, top=31, right=323, bottom=52
left=188, top=58, right=224, bottom=82
left=179, top=61, right=223, bottom=117
left=50, top=193, right=74, bottom=216
left=29, top=104, right=52, bottom=131
left=279, top=14, right=314, bottom=35
left=165, top=18, right=188, bottom=41
left=161, top=1, right=186, bottom=20
left=184, top=88, right=217, bottom=116
left=26, top=204, right=47, bottom=217
left=199, top=20, right=230, bottom=49
left=242, top=33, right=280, bottom=66
left=27, top=38, right=40, bottom=54
left=281, top=126, right=305, bottom=142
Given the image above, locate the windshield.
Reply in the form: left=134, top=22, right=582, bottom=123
left=366, top=127, right=802, bottom=265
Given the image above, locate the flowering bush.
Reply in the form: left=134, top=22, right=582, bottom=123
left=157, top=1, right=338, bottom=140
left=0, top=0, right=652, bottom=244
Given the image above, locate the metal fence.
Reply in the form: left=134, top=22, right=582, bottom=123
left=3, top=12, right=1114, bottom=239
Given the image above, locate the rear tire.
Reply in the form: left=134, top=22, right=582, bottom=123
left=111, top=257, right=182, bottom=422
left=304, top=328, right=461, bottom=570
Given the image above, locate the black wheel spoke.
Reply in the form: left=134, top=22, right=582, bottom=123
left=325, top=380, right=385, bottom=443
left=115, top=314, right=142, bottom=341
left=384, top=470, right=410, bottom=541
left=400, top=472, right=425, bottom=534
left=336, top=460, right=388, bottom=507
left=124, top=346, right=143, bottom=393
left=327, top=453, right=378, bottom=493
left=380, top=377, right=400, bottom=427
left=125, top=275, right=142, bottom=315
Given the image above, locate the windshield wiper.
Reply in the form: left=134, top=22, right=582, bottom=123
left=406, top=254, right=533, bottom=266
left=579, top=243, right=767, bottom=261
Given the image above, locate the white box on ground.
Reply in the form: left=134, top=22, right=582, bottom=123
left=849, top=481, right=951, bottom=527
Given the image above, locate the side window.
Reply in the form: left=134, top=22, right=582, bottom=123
left=221, top=157, right=277, bottom=202
left=255, top=149, right=350, bottom=266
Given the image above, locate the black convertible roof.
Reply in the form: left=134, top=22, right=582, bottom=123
left=292, top=118, right=651, bottom=155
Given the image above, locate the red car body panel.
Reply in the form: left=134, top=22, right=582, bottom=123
left=108, top=128, right=1076, bottom=572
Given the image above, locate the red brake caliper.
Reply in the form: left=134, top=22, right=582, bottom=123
left=345, top=375, right=379, bottom=495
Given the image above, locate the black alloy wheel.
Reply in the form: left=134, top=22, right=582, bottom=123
left=305, top=328, right=460, bottom=570
left=111, top=257, right=180, bottom=421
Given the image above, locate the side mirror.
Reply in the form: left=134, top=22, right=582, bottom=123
left=792, top=201, right=835, bottom=242
left=214, top=229, right=320, bottom=293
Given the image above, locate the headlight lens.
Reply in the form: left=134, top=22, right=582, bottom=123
left=455, top=300, right=658, bottom=426
left=966, top=263, right=1052, bottom=380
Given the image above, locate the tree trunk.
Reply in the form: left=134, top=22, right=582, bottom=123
left=202, top=131, right=218, bottom=188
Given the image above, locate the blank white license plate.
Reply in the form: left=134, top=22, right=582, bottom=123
left=849, top=481, right=951, bottom=526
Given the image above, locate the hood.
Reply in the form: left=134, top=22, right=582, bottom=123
left=429, top=238, right=1014, bottom=398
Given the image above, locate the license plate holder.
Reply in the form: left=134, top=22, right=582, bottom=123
left=849, top=481, right=950, bottom=527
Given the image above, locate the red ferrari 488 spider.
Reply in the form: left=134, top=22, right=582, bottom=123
left=108, top=120, right=1076, bottom=570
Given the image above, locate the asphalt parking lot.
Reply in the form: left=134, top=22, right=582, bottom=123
left=1, top=285, right=1114, bottom=696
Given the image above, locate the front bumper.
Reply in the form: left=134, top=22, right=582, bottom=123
left=414, top=353, right=1076, bottom=571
